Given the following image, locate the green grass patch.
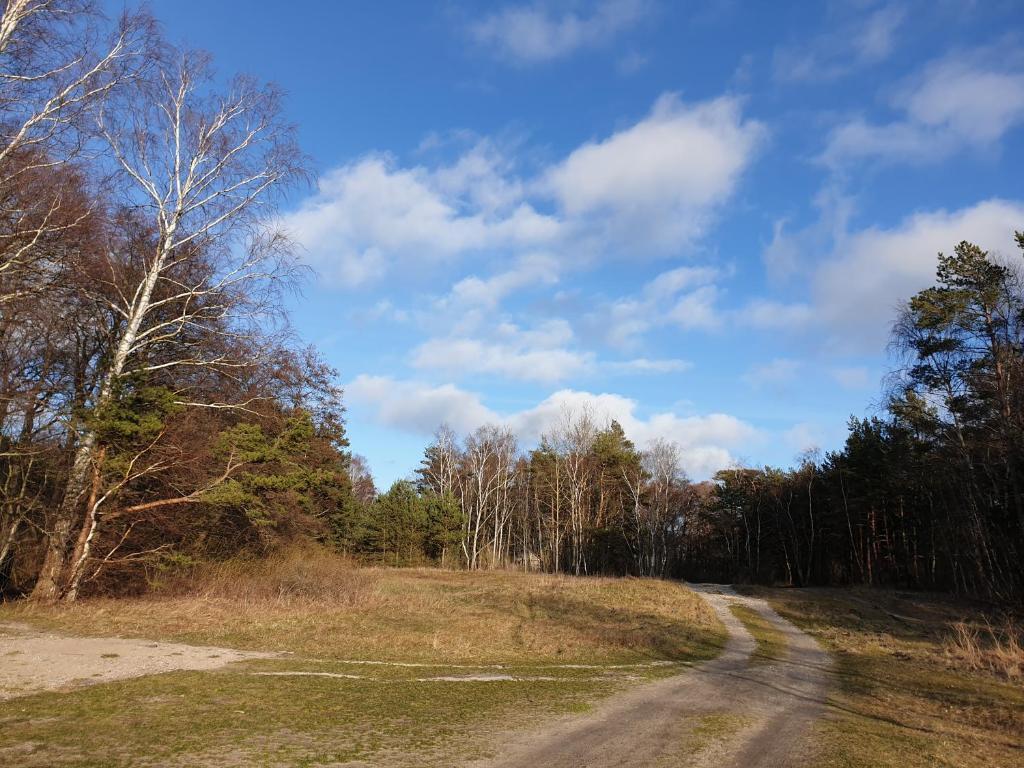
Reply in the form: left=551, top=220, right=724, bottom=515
left=650, top=711, right=753, bottom=767
left=728, top=604, right=786, bottom=665
left=0, top=662, right=620, bottom=767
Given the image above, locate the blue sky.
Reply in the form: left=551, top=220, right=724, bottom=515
left=124, top=0, right=1024, bottom=486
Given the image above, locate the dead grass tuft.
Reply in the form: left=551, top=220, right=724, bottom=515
left=946, top=616, right=1024, bottom=681
left=747, top=587, right=1024, bottom=768
left=160, top=546, right=374, bottom=606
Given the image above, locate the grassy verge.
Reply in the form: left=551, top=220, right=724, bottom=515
left=0, top=551, right=727, bottom=766
left=0, top=663, right=617, bottom=767
left=728, top=604, right=786, bottom=665
left=742, top=586, right=1024, bottom=768
left=1, top=550, right=724, bottom=665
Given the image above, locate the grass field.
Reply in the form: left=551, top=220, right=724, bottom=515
left=0, top=551, right=726, bottom=767
left=740, top=586, right=1024, bottom=768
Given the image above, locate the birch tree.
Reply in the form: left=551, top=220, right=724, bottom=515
left=31, top=44, right=306, bottom=601
left=0, top=0, right=149, bottom=303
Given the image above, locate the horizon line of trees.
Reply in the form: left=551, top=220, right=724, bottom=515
left=338, top=236, right=1024, bottom=603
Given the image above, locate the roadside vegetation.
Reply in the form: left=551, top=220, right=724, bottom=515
left=728, top=604, right=786, bottom=665
left=0, top=665, right=615, bottom=767
left=743, top=587, right=1024, bottom=768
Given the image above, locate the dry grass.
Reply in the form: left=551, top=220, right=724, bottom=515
left=0, top=547, right=724, bottom=665
left=0, top=549, right=727, bottom=765
left=741, top=586, right=1024, bottom=768
left=945, top=617, right=1024, bottom=681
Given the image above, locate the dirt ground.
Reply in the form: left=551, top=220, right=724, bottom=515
left=476, top=584, right=832, bottom=768
left=0, top=586, right=830, bottom=766
left=0, top=622, right=274, bottom=699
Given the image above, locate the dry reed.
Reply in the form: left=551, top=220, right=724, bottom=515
left=945, top=616, right=1024, bottom=680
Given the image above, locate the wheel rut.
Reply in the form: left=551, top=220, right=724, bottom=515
left=477, top=584, right=831, bottom=768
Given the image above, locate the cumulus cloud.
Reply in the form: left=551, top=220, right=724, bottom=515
left=666, top=285, right=722, bottom=330
left=814, top=198, right=1024, bottom=349
left=507, top=389, right=757, bottom=478
left=468, top=0, right=651, bottom=64
left=600, top=263, right=724, bottom=347
left=734, top=299, right=814, bottom=331
left=410, top=319, right=593, bottom=383
left=821, top=51, right=1024, bottom=167
left=347, top=375, right=498, bottom=435
left=347, top=377, right=759, bottom=479
left=282, top=152, right=559, bottom=286
left=440, top=252, right=560, bottom=309
left=285, top=94, right=762, bottom=288
left=783, top=422, right=824, bottom=456
left=597, top=262, right=815, bottom=345
left=644, top=265, right=723, bottom=300
left=545, top=94, right=765, bottom=251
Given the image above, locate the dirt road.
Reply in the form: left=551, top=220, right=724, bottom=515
left=479, top=584, right=831, bottom=768
left=0, top=622, right=274, bottom=699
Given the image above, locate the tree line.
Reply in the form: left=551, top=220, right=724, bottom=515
left=353, top=237, right=1023, bottom=603
left=332, top=237, right=1024, bottom=604
left=697, top=238, right=1024, bottom=602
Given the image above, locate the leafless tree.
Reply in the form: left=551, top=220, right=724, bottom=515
left=546, top=406, right=597, bottom=574
left=0, top=1, right=150, bottom=304
left=31, top=44, right=307, bottom=601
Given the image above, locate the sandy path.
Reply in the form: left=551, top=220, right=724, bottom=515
left=0, top=622, right=274, bottom=699
left=477, top=584, right=831, bottom=768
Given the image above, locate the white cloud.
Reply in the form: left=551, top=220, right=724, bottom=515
left=545, top=94, right=764, bottom=251
left=410, top=319, right=593, bottom=383
left=283, top=153, right=559, bottom=286
left=442, top=252, right=559, bottom=309
left=347, top=375, right=499, bottom=435
left=469, top=0, right=651, bottom=64
left=821, top=51, right=1024, bottom=167
left=814, top=198, right=1024, bottom=349
left=762, top=218, right=802, bottom=279
left=606, top=357, right=693, bottom=374
left=348, top=377, right=759, bottom=479
left=507, top=389, right=758, bottom=478
left=600, top=263, right=724, bottom=347
left=644, top=265, right=723, bottom=300
left=286, top=93, right=762, bottom=288
left=616, top=51, right=649, bottom=75
left=667, top=285, right=722, bottom=330
left=605, top=297, right=655, bottom=348
left=773, top=5, right=906, bottom=83
left=902, top=55, right=1024, bottom=144
left=742, top=358, right=802, bottom=389
left=783, top=423, right=823, bottom=456
left=597, top=262, right=815, bottom=345
left=735, top=299, right=814, bottom=330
